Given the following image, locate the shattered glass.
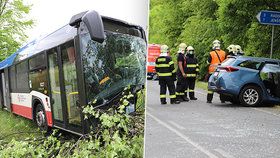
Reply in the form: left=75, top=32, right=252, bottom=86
left=80, top=31, right=146, bottom=105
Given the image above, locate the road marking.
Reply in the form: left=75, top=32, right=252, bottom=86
left=251, top=108, right=280, bottom=118
left=214, top=148, right=235, bottom=158
left=168, top=121, right=186, bottom=130
left=147, top=112, right=219, bottom=158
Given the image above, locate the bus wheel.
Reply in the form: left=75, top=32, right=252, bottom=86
left=35, top=104, right=48, bottom=131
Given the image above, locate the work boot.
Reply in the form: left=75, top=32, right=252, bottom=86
left=176, top=96, right=183, bottom=102
left=190, top=97, right=197, bottom=100
left=182, top=96, right=189, bottom=102
left=171, top=100, right=180, bottom=104
left=207, top=100, right=212, bottom=103
left=160, top=98, right=167, bottom=105
left=161, top=101, right=167, bottom=105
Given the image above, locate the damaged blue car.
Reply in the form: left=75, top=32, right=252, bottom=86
left=208, top=56, right=280, bottom=106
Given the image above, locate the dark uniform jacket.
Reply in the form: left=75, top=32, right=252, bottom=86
left=185, top=55, right=199, bottom=78
left=177, top=53, right=186, bottom=77
left=155, top=56, right=176, bottom=81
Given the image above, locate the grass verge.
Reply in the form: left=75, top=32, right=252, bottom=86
left=196, top=81, right=208, bottom=91
left=0, top=109, right=41, bottom=141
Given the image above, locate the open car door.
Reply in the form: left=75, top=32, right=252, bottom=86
left=260, top=63, right=280, bottom=98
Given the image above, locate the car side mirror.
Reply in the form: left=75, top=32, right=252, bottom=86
left=82, top=10, right=105, bottom=43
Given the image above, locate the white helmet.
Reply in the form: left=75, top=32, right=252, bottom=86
left=186, top=46, right=194, bottom=55
left=178, top=43, right=187, bottom=53
left=227, top=44, right=237, bottom=55
left=235, top=45, right=244, bottom=55
left=160, top=45, right=169, bottom=53
left=212, top=39, right=221, bottom=50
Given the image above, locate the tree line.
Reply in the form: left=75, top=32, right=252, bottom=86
left=149, top=0, right=280, bottom=79
left=0, top=0, right=33, bottom=61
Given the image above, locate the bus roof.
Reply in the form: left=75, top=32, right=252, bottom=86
left=0, top=24, right=76, bottom=70
left=0, top=11, right=145, bottom=70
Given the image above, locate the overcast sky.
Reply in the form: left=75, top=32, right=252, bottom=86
left=26, top=0, right=149, bottom=41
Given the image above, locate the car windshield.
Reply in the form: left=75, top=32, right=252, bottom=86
left=221, top=57, right=236, bottom=66
left=80, top=31, right=146, bottom=105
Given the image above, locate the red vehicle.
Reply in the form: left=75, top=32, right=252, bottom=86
left=147, top=44, right=161, bottom=80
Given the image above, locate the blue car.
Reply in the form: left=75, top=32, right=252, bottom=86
left=208, top=56, right=280, bottom=106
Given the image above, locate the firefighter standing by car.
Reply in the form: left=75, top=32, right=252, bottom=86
left=175, top=43, right=189, bottom=102
left=226, top=44, right=237, bottom=56
left=155, top=45, right=180, bottom=104
left=185, top=46, right=199, bottom=100
left=207, top=40, right=227, bottom=103
left=227, top=44, right=244, bottom=56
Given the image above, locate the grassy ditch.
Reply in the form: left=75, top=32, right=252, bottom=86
left=0, top=87, right=145, bottom=157
left=0, top=109, right=41, bottom=141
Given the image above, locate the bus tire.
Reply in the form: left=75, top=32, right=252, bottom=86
left=35, top=103, right=49, bottom=131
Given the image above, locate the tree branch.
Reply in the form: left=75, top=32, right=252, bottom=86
left=0, top=0, right=9, bottom=17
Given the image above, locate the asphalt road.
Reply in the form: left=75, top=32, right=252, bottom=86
left=144, top=80, right=280, bottom=158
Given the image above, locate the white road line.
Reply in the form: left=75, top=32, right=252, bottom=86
left=147, top=112, right=219, bottom=158
left=168, top=121, right=186, bottom=130
left=251, top=108, right=280, bottom=118
left=214, top=148, right=235, bottom=158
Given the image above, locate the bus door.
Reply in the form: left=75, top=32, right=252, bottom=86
left=48, top=41, right=82, bottom=133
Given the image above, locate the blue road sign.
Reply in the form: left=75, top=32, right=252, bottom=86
left=256, top=10, right=280, bottom=25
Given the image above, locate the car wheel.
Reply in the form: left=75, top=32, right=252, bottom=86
left=239, top=85, right=262, bottom=106
left=35, top=103, right=49, bottom=131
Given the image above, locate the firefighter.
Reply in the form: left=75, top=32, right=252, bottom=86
left=226, top=44, right=237, bottom=56
left=155, top=45, right=180, bottom=104
left=207, top=40, right=227, bottom=103
left=175, top=43, right=189, bottom=102
left=185, top=46, right=199, bottom=100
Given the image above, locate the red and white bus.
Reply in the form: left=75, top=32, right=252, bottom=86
left=147, top=44, right=161, bottom=80
left=0, top=10, right=146, bottom=135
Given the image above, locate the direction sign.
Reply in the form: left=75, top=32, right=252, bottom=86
left=256, top=10, right=280, bottom=25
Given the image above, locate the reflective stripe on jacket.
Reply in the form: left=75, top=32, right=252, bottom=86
left=155, top=56, right=175, bottom=77
left=185, top=56, right=199, bottom=78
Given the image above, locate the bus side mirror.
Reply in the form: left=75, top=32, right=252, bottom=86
left=82, top=10, right=105, bottom=43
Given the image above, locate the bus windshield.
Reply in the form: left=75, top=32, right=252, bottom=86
left=80, top=31, right=146, bottom=105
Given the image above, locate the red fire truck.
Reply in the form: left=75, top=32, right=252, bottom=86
left=147, top=44, right=161, bottom=80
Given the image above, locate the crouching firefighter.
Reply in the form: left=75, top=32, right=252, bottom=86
left=155, top=45, right=180, bottom=104
left=185, top=46, right=199, bottom=100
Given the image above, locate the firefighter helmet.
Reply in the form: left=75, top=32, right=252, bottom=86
left=186, top=46, right=194, bottom=54
left=178, top=43, right=187, bottom=53
left=235, top=45, right=242, bottom=52
left=212, top=40, right=221, bottom=50
left=235, top=45, right=244, bottom=55
left=160, top=45, right=169, bottom=53
left=227, top=44, right=235, bottom=52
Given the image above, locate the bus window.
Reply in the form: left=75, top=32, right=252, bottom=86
left=29, top=54, right=48, bottom=95
left=80, top=28, right=146, bottom=105
left=9, top=66, right=16, bottom=92
left=16, top=61, right=29, bottom=92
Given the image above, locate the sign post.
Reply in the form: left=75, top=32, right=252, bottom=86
left=256, top=10, right=280, bottom=58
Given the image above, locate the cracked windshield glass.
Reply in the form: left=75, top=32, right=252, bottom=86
left=81, top=32, right=146, bottom=105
